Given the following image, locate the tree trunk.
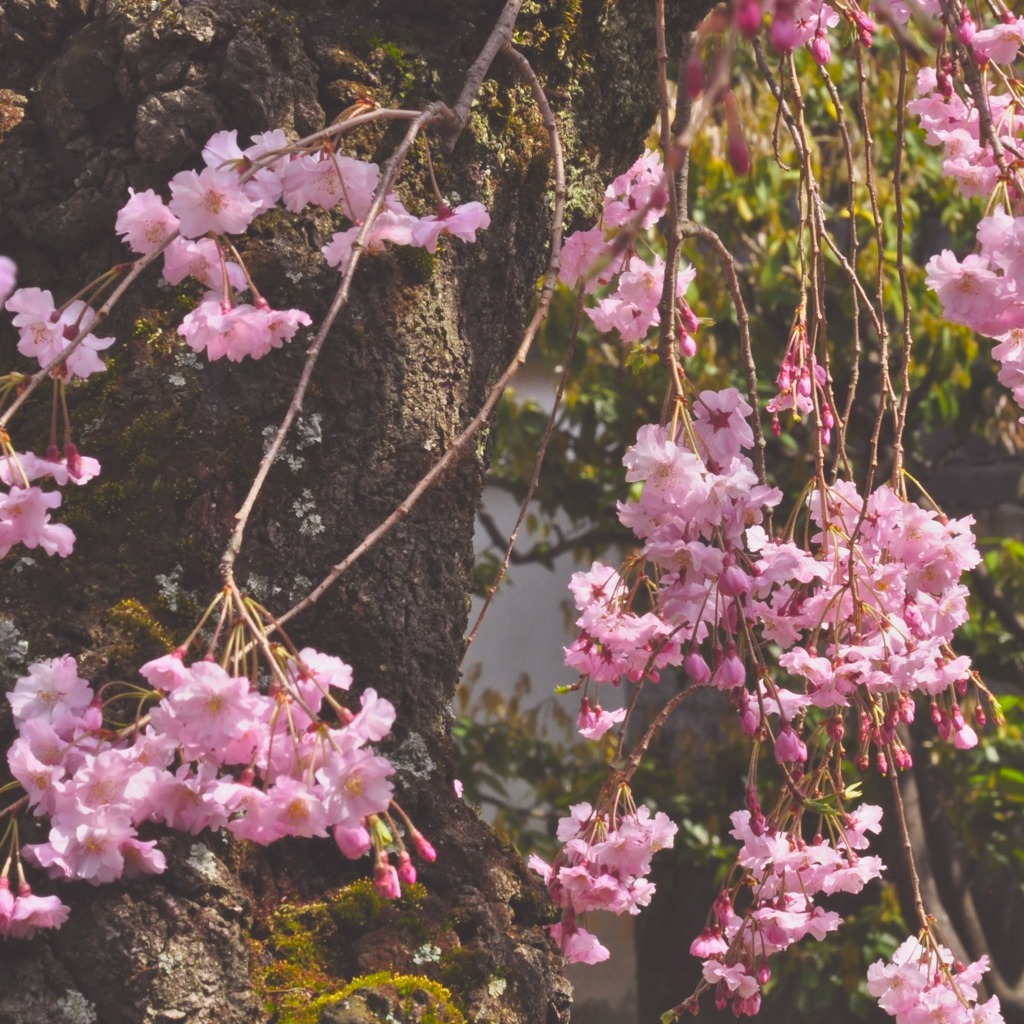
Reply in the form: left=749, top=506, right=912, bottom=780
left=0, top=1, right=705, bottom=1021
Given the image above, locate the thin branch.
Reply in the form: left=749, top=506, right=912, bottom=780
left=473, top=508, right=625, bottom=566
left=219, top=104, right=446, bottom=579
left=0, top=247, right=168, bottom=431
left=277, top=43, right=566, bottom=629
left=460, top=43, right=569, bottom=661
left=442, top=0, right=525, bottom=150
left=679, top=218, right=767, bottom=487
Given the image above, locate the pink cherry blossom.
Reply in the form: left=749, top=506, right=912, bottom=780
left=6, top=882, right=70, bottom=938
left=115, top=189, right=180, bottom=254
left=162, top=237, right=246, bottom=290
left=577, top=697, right=626, bottom=740
left=168, top=166, right=262, bottom=238
left=280, top=153, right=379, bottom=218
left=6, top=289, right=115, bottom=379
left=6, top=656, right=91, bottom=726
left=410, top=201, right=491, bottom=253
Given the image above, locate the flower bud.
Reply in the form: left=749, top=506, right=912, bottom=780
left=397, top=851, right=417, bottom=885
left=735, top=0, right=762, bottom=37
left=684, top=648, right=712, bottom=685
left=374, top=861, right=401, bottom=899
left=957, top=10, right=975, bottom=46
left=810, top=29, right=831, bottom=65
left=412, top=829, right=437, bottom=862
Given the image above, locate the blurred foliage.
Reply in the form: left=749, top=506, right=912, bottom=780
left=456, top=26, right=1024, bottom=1022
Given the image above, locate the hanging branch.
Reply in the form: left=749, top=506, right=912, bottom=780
left=278, top=42, right=566, bottom=629
left=461, top=42, right=570, bottom=661
left=442, top=0, right=525, bottom=149
left=219, top=103, right=445, bottom=580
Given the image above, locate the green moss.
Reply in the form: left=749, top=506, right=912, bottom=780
left=361, top=36, right=425, bottom=98
left=438, top=948, right=491, bottom=993
left=254, top=881, right=443, bottom=1023
left=108, top=597, right=175, bottom=657
left=513, top=0, right=584, bottom=61
left=395, top=245, right=437, bottom=283
left=314, top=971, right=467, bottom=1024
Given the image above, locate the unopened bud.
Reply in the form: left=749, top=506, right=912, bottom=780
left=957, top=11, right=975, bottom=46
left=810, top=29, right=831, bottom=65
left=727, top=128, right=751, bottom=177
left=397, top=851, right=417, bottom=885
left=412, top=829, right=437, bottom=862
left=735, top=0, right=762, bottom=38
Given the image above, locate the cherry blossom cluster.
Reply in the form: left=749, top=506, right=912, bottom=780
left=1, top=642, right=432, bottom=938
left=0, top=114, right=489, bottom=940
left=554, top=382, right=988, bottom=994
left=910, top=27, right=1024, bottom=419
left=722, top=0, right=945, bottom=69
left=564, top=387, right=781, bottom=741
left=5, top=284, right=115, bottom=381
left=867, top=936, right=1004, bottom=1024
left=766, top=304, right=833, bottom=444
left=692, top=803, right=885, bottom=1015
left=752, top=478, right=982, bottom=755
left=529, top=795, right=677, bottom=964
left=114, top=129, right=488, bottom=363
left=0, top=448, right=95, bottom=561
left=0, top=361, right=103, bottom=564
left=558, top=150, right=700, bottom=352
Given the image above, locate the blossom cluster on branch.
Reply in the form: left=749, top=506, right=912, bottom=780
left=533, top=2, right=1023, bottom=1021
left=1, top=111, right=489, bottom=936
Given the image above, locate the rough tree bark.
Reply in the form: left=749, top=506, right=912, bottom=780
left=0, top=1, right=711, bottom=1022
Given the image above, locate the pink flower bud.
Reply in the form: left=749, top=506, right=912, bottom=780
left=714, top=645, right=746, bottom=689
left=397, top=851, right=417, bottom=885
left=810, top=29, right=831, bottom=65
left=851, top=8, right=874, bottom=46
left=957, top=10, right=975, bottom=46
left=727, top=128, right=751, bottom=177
left=333, top=824, right=372, bottom=859
left=735, top=0, right=762, bottom=37
left=774, top=723, right=807, bottom=763
left=719, top=564, right=750, bottom=598
left=412, top=830, right=437, bottom=862
left=684, top=649, right=711, bottom=685
left=374, top=861, right=401, bottom=899
left=893, top=747, right=913, bottom=770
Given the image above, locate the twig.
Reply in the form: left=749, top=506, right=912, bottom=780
left=442, top=0, right=525, bottom=150
left=654, top=7, right=689, bottom=414
left=460, top=42, right=568, bottom=662
left=277, top=43, right=566, bottom=628
left=219, top=104, right=446, bottom=579
left=679, top=218, right=767, bottom=487
left=0, top=246, right=169, bottom=431
left=473, top=508, right=625, bottom=566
